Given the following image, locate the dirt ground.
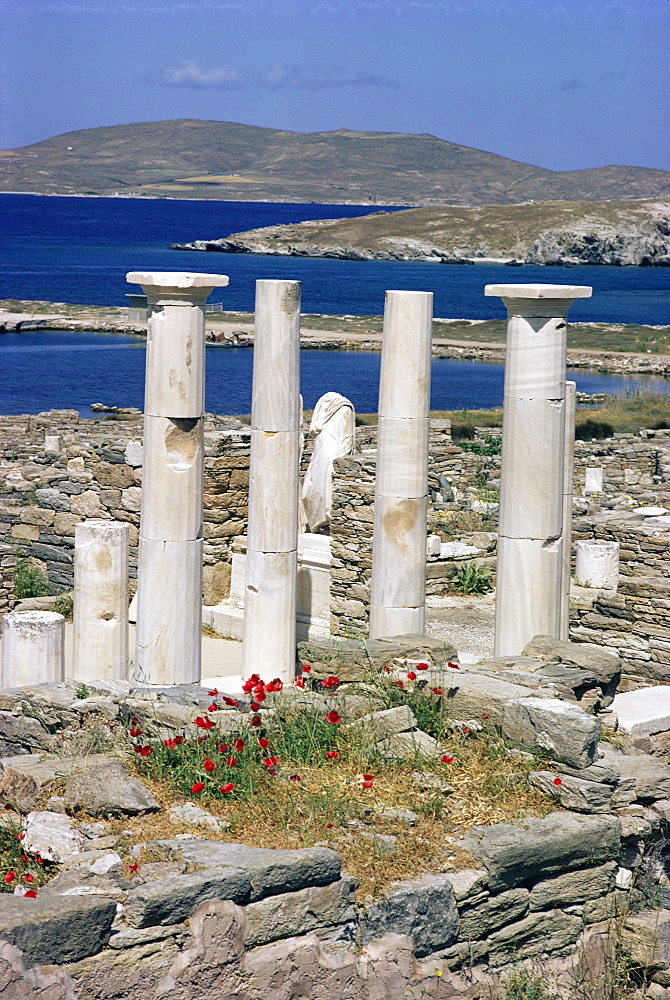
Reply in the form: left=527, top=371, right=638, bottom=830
left=425, top=592, right=496, bottom=659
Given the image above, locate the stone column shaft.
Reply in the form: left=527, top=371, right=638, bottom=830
left=560, top=381, right=576, bottom=640
left=72, top=520, right=129, bottom=682
left=1, top=611, right=64, bottom=690
left=486, top=284, right=591, bottom=657
left=242, top=280, right=301, bottom=682
left=127, top=272, right=229, bottom=685
left=370, top=290, right=433, bottom=639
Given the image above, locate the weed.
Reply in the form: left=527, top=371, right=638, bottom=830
left=458, top=434, right=502, bottom=456
left=13, top=557, right=49, bottom=599
left=502, top=965, right=560, bottom=1000
left=202, top=624, right=222, bottom=638
left=75, top=683, right=89, bottom=700
left=451, top=562, right=494, bottom=595
left=53, top=593, right=74, bottom=621
left=575, top=418, right=615, bottom=441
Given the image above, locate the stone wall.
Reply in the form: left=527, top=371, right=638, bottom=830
left=573, top=428, right=670, bottom=495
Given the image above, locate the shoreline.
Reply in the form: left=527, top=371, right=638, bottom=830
left=1, top=300, right=669, bottom=379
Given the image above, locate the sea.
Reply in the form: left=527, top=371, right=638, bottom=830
left=1, top=193, right=669, bottom=416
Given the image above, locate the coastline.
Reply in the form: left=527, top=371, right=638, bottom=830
left=1, top=300, right=669, bottom=379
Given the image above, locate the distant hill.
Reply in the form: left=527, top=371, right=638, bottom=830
left=173, top=200, right=670, bottom=266
left=1, top=119, right=669, bottom=206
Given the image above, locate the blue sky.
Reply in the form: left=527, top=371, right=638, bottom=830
left=1, top=0, right=668, bottom=172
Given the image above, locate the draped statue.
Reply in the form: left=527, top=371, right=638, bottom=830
left=301, top=392, right=355, bottom=531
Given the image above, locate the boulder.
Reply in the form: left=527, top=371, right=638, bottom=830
left=441, top=673, right=540, bottom=729
left=0, top=752, right=116, bottom=813
left=599, top=746, right=670, bottom=803
left=168, top=801, right=227, bottom=833
left=460, top=812, right=621, bottom=892
left=244, top=876, right=358, bottom=948
left=529, top=862, right=617, bottom=910
left=23, top=811, right=85, bottom=861
left=522, top=635, right=621, bottom=686
left=345, top=705, right=417, bottom=739
left=359, top=874, right=459, bottom=956
left=623, top=909, right=670, bottom=976
left=0, top=711, right=53, bottom=756
left=503, top=697, right=601, bottom=767
left=154, top=840, right=341, bottom=902
left=457, top=888, right=529, bottom=941
left=528, top=770, right=613, bottom=813
left=63, top=761, right=160, bottom=816
left=124, top=867, right=250, bottom=927
left=0, top=894, right=117, bottom=967
left=376, top=730, right=443, bottom=759
left=488, top=909, right=583, bottom=966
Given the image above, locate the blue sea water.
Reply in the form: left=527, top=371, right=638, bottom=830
left=1, top=193, right=669, bottom=324
left=0, top=193, right=669, bottom=416
left=1, top=331, right=668, bottom=418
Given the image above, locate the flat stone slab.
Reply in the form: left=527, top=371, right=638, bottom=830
left=0, top=894, right=117, bottom=967
left=612, top=687, right=670, bottom=738
left=124, top=867, right=250, bottom=928
left=154, top=840, right=341, bottom=902
left=460, top=812, right=621, bottom=892
left=359, top=874, right=459, bottom=957
left=63, top=761, right=160, bottom=817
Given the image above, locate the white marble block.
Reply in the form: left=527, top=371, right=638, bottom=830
left=370, top=290, right=433, bottom=640
left=242, top=280, right=301, bottom=682
left=486, top=284, right=592, bottom=657
left=135, top=537, right=203, bottom=685
left=585, top=467, right=604, bottom=493
left=44, top=435, right=60, bottom=454
left=575, top=540, right=619, bottom=591
left=72, top=520, right=129, bottom=683
left=1, top=611, right=65, bottom=690
left=140, top=414, right=203, bottom=542
left=127, top=271, right=228, bottom=686
left=560, top=382, right=576, bottom=640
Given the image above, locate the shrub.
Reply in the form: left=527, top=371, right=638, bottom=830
left=575, top=419, right=615, bottom=440
left=13, top=558, right=49, bottom=599
left=53, top=593, right=74, bottom=621
left=451, top=562, right=494, bottom=595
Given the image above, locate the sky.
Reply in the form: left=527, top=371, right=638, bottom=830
left=1, top=0, right=668, bottom=173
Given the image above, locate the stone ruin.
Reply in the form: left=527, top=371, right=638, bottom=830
left=0, top=274, right=670, bottom=996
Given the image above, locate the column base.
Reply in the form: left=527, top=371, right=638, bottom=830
left=369, top=604, right=425, bottom=641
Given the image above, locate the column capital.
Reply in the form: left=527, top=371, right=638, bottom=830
left=126, top=271, right=229, bottom=303
left=485, top=283, right=592, bottom=315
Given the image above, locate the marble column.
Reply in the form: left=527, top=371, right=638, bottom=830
left=1, top=611, right=64, bottom=690
left=242, top=280, right=301, bottom=682
left=486, top=284, right=592, bottom=657
left=126, top=271, right=229, bottom=685
left=575, top=540, right=620, bottom=591
left=72, top=520, right=129, bottom=682
left=370, top=290, right=433, bottom=640
left=560, top=381, right=576, bottom=640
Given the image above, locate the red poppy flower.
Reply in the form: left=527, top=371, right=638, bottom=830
left=294, top=677, right=305, bottom=689
left=258, top=737, right=270, bottom=749
left=131, top=717, right=139, bottom=724
left=553, top=777, right=562, bottom=787
left=406, top=672, right=417, bottom=681
left=129, top=727, right=143, bottom=738
left=24, top=889, right=37, bottom=897
left=233, top=737, right=245, bottom=751
left=326, top=711, right=341, bottom=725
left=383, top=665, right=392, bottom=673
left=250, top=701, right=261, bottom=712
left=431, top=687, right=443, bottom=696
left=191, top=782, right=205, bottom=794
left=132, top=745, right=144, bottom=753
left=326, top=750, right=339, bottom=760
left=392, top=680, right=404, bottom=688
left=223, top=696, right=239, bottom=707
left=481, top=714, right=490, bottom=720
left=254, top=690, right=266, bottom=703
left=175, top=735, right=184, bottom=745
left=363, top=774, right=374, bottom=781
left=289, top=774, right=301, bottom=781
left=20, top=856, right=29, bottom=864
left=266, top=679, right=283, bottom=693
left=302, top=665, right=311, bottom=673
left=262, top=756, right=279, bottom=768
left=163, top=738, right=176, bottom=749
left=208, top=688, right=218, bottom=697
left=128, top=862, right=139, bottom=873
left=218, top=743, right=229, bottom=753
left=226, top=756, right=238, bottom=768
left=447, top=662, right=460, bottom=670
left=321, top=676, right=340, bottom=689
left=441, top=755, right=454, bottom=764
left=250, top=715, right=262, bottom=727
left=462, top=727, right=470, bottom=734
left=220, top=783, right=235, bottom=794
left=326, top=823, right=334, bottom=829
left=417, top=662, right=429, bottom=671
left=23, top=874, right=34, bottom=882
left=3, top=872, right=15, bottom=884
left=139, top=746, right=153, bottom=757
left=203, top=759, right=215, bottom=773
left=195, top=716, right=215, bottom=730
left=242, top=673, right=261, bottom=693
left=362, top=780, right=374, bottom=789
left=207, top=703, right=218, bottom=713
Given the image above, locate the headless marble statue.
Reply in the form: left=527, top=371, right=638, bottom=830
left=302, top=392, right=355, bottom=531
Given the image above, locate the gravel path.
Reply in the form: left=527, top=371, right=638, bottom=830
left=425, top=592, right=496, bottom=659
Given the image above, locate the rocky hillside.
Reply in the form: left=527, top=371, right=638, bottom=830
left=1, top=119, right=669, bottom=206
left=172, top=199, right=670, bottom=266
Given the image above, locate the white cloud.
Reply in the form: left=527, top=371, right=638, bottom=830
left=148, top=60, right=398, bottom=90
